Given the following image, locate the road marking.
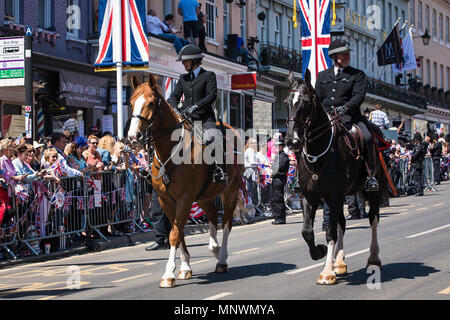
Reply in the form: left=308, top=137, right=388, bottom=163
left=405, top=224, right=450, bottom=239
left=438, top=286, right=450, bottom=294
left=204, top=292, right=233, bottom=300
left=144, top=262, right=156, bottom=266
left=191, top=259, right=212, bottom=265
left=36, top=296, right=57, bottom=300
left=112, top=273, right=152, bottom=283
left=433, top=203, right=444, bottom=207
left=286, top=248, right=369, bottom=275
left=277, top=238, right=300, bottom=244
left=416, top=208, right=428, bottom=211
left=346, top=223, right=363, bottom=229
left=234, top=248, right=259, bottom=254
left=396, top=212, right=409, bottom=216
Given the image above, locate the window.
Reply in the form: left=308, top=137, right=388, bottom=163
left=287, top=20, right=292, bottom=49
left=426, top=59, right=430, bottom=84
left=439, top=13, right=443, bottom=40
left=446, top=16, right=449, bottom=42
left=274, top=14, right=280, bottom=45
left=417, top=1, right=422, bottom=30
left=410, top=0, right=414, bottom=25
left=260, top=9, right=266, bottom=43
left=432, top=9, right=436, bottom=36
left=163, top=0, right=172, bottom=17
left=4, top=0, right=20, bottom=23
left=67, top=0, right=80, bottom=38
left=205, top=0, right=216, bottom=40
left=401, top=10, right=405, bottom=24
left=240, top=5, right=246, bottom=40
left=39, top=0, right=53, bottom=30
left=388, top=3, right=392, bottom=26
left=425, top=5, right=429, bottom=30
left=395, top=6, right=398, bottom=24
left=440, top=65, right=444, bottom=88
left=433, top=62, right=437, bottom=87
left=223, top=2, right=229, bottom=44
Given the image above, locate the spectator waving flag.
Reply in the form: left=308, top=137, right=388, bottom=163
left=297, top=0, right=333, bottom=87
left=95, top=0, right=149, bottom=67
left=51, top=160, right=66, bottom=177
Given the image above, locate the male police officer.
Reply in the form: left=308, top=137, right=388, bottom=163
left=270, top=137, right=290, bottom=225
left=169, top=44, right=226, bottom=183
left=411, top=133, right=426, bottom=196
left=315, top=39, right=379, bottom=191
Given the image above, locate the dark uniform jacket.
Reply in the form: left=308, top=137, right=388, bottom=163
left=169, top=67, right=217, bottom=123
left=411, top=143, right=426, bottom=167
left=271, top=151, right=290, bottom=183
left=429, top=142, right=442, bottom=158
left=315, top=66, right=367, bottom=124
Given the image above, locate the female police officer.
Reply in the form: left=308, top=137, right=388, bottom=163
left=315, top=39, right=379, bottom=191
left=168, top=44, right=227, bottom=183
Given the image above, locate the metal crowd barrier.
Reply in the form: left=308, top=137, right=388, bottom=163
left=134, top=173, right=153, bottom=230
left=18, top=176, right=87, bottom=255
left=423, top=156, right=436, bottom=192
left=0, top=184, right=19, bottom=259
left=85, top=170, right=141, bottom=240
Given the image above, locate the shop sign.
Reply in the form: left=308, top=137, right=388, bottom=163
left=231, top=73, right=257, bottom=90
left=60, top=70, right=107, bottom=109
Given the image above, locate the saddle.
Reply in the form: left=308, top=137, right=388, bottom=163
left=336, top=122, right=364, bottom=160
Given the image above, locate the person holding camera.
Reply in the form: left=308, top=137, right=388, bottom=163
left=411, top=133, right=426, bottom=196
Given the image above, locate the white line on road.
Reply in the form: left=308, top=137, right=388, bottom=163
left=286, top=248, right=369, bottom=275
left=191, top=259, right=212, bottom=265
left=203, top=292, right=233, bottom=300
left=36, top=295, right=57, bottom=300
left=234, top=248, right=259, bottom=254
left=277, top=238, right=300, bottom=244
left=416, top=208, right=428, bottom=211
left=405, top=224, right=450, bottom=239
left=433, top=203, right=444, bottom=207
left=112, top=273, right=152, bottom=283
left=438, top=286, right=450, bottom=294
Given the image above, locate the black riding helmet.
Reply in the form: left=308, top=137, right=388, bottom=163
left=176, top=44, right=204, bottom=61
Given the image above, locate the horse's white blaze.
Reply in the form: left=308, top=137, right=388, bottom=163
left=162, top=246, right=177, bottom=280
left=218, top=226, right=230, bottom=265
left=128, top=95, right=146, bottom=137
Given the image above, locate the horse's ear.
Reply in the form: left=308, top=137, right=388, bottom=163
left=148, top=73, right=157, bottom=89
left=131, top=75, right=141, bottom=89
left=288, top=71, right=297, bottom=88
left=304, top=68, right=312, bottom=86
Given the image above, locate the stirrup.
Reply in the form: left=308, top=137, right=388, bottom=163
left=365, top=177, right=379, bottom=192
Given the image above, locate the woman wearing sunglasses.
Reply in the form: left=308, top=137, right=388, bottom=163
left=82, top=135, right=104, bottom=172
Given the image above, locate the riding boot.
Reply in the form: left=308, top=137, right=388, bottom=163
left=210, top=148, right=228, bottom=184
left=364, top=141, right=379, bottom=192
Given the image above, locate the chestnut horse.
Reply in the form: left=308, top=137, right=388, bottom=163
left=128, top=74, right=244, bottom=288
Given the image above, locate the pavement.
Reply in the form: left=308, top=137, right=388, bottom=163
left=0, top=181, right=448, bottom=300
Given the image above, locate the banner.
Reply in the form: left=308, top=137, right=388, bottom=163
left=392, top=27, right=418, bottom=72
left=95, top=0, right=149, bottom=67
left=297, top=0, right=333, bottom=86
left=377, top=24, right=403, bottom=66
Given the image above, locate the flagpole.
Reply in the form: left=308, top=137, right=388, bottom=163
left=115, top=0, right=124, bottom=139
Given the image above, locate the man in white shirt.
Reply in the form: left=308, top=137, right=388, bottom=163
left=369, top=104, right=390, bottom=129
left=146, top=9, right=189, bottom=53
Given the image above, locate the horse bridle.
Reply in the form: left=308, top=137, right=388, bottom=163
left=131, top=95, right=162, bottom=145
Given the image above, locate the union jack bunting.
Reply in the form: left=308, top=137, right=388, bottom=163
left=112, top=191, right=116, bottom=204
left=120, top=188, right=126, bottom=201
left=298, top=0, right=333, bottom=86
left=63, top=196, right=71, bottom=211
left=88, top=196, right=94, bottom=209
left=77, top=197, right=85, bottom=211
left=258, top=163, right=272, bottom=187
left=102, top=194, right=109, bottom=203
left=95, top=0, right=149, bottom=67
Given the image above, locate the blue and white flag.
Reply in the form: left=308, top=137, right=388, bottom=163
left=298, top=0, right=333, bottom=86
left=392, top=27, right=417, bottom=73
left=95, top=0, right=149, bottom=67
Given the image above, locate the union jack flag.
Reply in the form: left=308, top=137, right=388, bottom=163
left=63, top=196, right=71, bottom=211
left=51, top=160, right=66, bottom=177
left=88, top=196, right=94, bottom=209
left=77, top=197, right=85, bottom=211
left=95, top=0, right=149, bottom=67
left=102, top=194, right=109, bottom=203
left=137, top=153, right=149, bottom=172
left=298, top=0, right=333, bottom=86
left=112, top=191, right=117, bottom=204
left=287, top=165, right=296, bottom=185
left=16, top=189, right=28, bottom=202
left=120, top=188, right=126, bottom=201
left=258, top=163, right=272, bottom=187
left=190, top=202, right=205, bottom=219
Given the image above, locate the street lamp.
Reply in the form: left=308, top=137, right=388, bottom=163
left=413, top=28, right=431, bottom=45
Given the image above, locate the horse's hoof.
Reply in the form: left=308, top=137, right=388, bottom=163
left=333, top=263, right=347, bottom=275
left=317, top=273, right=337, bottom=285
left=159, top=278, right=176, bottom=288
left=310, top=245, right=327, bottom=261
left=177, top=270, right=192, bottom=280
left=209, top=246, right=220, bottom=259
left=215, top=264, right=228, bottom=273
left=366, top=259, right=382, bottom=270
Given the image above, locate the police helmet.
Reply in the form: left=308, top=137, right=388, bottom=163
left=328, top=39, right=352, bottom=57
left=176, top=45, right=204, bottom=61
left=413, top=133, right=423, bottom=142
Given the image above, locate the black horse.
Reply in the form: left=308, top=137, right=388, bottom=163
left=285, top=71, right=385, bottom=285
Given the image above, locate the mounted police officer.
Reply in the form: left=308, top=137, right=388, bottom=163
left=315, top=39, right=379, bottom=192
left=168, top=44, right=227, bottom=184
left=411, top=133, right=426, bottom=196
